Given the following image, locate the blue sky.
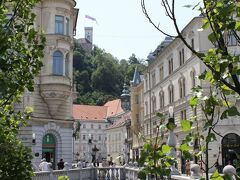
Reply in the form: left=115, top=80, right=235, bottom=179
left=75, top=0, right=199, bottom=60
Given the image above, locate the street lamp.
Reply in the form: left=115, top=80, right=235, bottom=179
left=87, top=134, right=93, bottom=164
left=166, top=106, right=180, bottom=175
left=124, top=132, right=129, bottom=164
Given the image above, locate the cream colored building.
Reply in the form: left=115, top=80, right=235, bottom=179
left=130, top=67, right=144, bottom=161
left=105, top=111, right=131, bottom=164
left=133, top=16, right=240, bottom=172
left=73, top=99, right=124, bottom=162
left=17, top=0, right=78, bottom=169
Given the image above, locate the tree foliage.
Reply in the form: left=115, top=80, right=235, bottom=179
left=140, top=0, right=240, bottom=179
left=73, top=44, right=146, bottom=105
left=0, top=0, right=45, bottom=179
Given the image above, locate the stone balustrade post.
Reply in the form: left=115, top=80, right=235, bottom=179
left=190, top=163, right=201, bottom=179
left=223, top=165, right=236, bottom=180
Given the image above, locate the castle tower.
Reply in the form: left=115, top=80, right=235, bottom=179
left=84, top=27, right=93, bottom=43
left=18, top=0, right=79, bottom=168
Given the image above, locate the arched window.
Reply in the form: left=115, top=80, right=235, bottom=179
left=152, top=95, right=156, bottom=113
left=222, top=133, right=240, bottom=166
left=179, top=77, right=186, bottom=98
left=168, top=84, right=174, bottom=104
left=159, top=90, right=164, bottom=109
left=53, top=51, right=63, bottom=75
left=65, top=53, right=69, bottom=77
left=190, top=69, right=196, bottom=88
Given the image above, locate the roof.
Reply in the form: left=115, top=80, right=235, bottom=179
left=104, top=99, right=123, bottom=117
left=73, top=99, right=124, bottom=122
left=107, top=111, right=131, bottom=129
left=131, top=66, right=142, bottom=87
left=73, top=104, right=107, bottom=121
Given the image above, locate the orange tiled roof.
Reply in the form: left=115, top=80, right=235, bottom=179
left=104, top=99, right=123, bottom=117
left=73, top=104, right=108, bottom=121
left=107, top=111, right=131, bottom=129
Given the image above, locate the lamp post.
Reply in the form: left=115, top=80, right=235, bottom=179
left=87, top=134, right=93, bottom=164
left=167, top=106, right=180, bottom=175
left=124, top=132, right=129, bottom=164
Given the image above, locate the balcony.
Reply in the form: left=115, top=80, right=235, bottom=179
left=39, top=75, right=72, bottom=117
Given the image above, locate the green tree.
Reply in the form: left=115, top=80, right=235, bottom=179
left=140, top=0, right=240, bottom=179
left=0, top=0, right=45, bottom=179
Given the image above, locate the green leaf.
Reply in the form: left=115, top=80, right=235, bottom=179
left=166, top=122, right=176, bottom=131
left=206, top=133, right=217, bottom=143
left=162, top=145, right=170, bottom=154
left=180, top=143, right=189, bottom=152
left=181, top=120, right=191, bottom=132
left=208, top=32, right=218, bottom=43
left=210, top=170, right=224, bottom=180
left=228, top=106, right=240, bottom=116
left=189, top=96, right=198, bottom=107
left=138, top=171, right=146, bottom=180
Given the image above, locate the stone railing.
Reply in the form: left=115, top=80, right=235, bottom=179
left=33, top=167, right=96, bottom=180
left=33, top=164, right=238, bottom=180
left=33, top=166, right=139, bottom=180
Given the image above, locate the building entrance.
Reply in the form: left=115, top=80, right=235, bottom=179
left=222, top=133, right=240, bottom=167
left=42, top=133, right=56, bottom=169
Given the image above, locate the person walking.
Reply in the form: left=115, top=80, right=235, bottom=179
left=57, top=159, right=64, bottom=170
left=39, top=158, right=49, bottom=171
left=185, top=160, right=190, bottom=176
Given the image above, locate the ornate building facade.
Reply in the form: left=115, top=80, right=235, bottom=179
left=17, top=0, right=78, bottom=169
left=132, top=16, right=240, bottom=172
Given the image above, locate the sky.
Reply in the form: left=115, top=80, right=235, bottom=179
left=75, top=0, right=200, bottom=60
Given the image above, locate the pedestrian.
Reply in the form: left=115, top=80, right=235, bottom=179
left=185, top=160, right=190, bottom=176
left=39, top=158, right=49, bottom=171
left=57, top=159, right=64, bottom=170
left=108, top=157, right=113, bottom=166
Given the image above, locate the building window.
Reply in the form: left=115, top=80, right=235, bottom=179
left=145, top=75, right=148, bottom=91
left=191, top=38, right=194, bottom=50
left=159, top=64, right=164, bottom=81
left=193, top=107, right=197, bottom=117
left=83, top=135, right=86, bottom=140
left=168, top=84, right=174, bottom=104
left=82, top=124, right=86, bottom=128
left=190, top=69, right=196, bottom=88
left=159, top=90, right=164, bottom=109
left=91, top=124, right=94, bottom=129
left=179, top=48, right=185, bottom=66
left=228, top=33, right=237, bottom=46
left=146, top=123, right=149, bottom=135
left=53, top=51, right=63, bottom=75
left=168, top=58, right=173, bottom=75
left=181, top=109, right=187, bottom=120
left=66, top=17, right=70, bottom=35
left=152, top=96, right=156, bottom=113
left=179, top=77, right=186, bottom=99
left=105, top=124, right=108, bottom=128
left=55, top=15, right=64, bottom=34
left=65, top=53, right=69, bottom=77
left=145, top=101, right=148, bottom=115
left=99, top=124, right=101, bottom=129
left=135, top=95, right=139, bottom=104
left=152, top=72, right=156, bottom=87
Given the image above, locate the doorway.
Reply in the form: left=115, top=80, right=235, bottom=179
left=42, top=133, right=56, bottom=169
left=222, top=133, right=240, bottom=167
